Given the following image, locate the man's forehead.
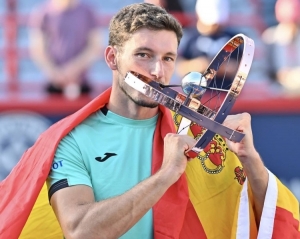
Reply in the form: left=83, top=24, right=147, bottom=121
left=125, top=28, right=178, bottom=51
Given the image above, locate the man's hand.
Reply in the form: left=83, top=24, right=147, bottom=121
left=60, top=63, right=82, bottom=85
left=222, top=113, right=258, bottom=163
left=160, top=134, right=196, bottom=185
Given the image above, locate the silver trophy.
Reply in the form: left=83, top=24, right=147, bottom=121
left=124, top=34, right=255, bottom=157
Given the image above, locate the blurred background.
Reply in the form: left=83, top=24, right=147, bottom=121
left=0, top=0, right=299, bottom=201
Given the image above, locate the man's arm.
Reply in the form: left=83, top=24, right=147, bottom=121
left=50, top=134, right=196, bottom=239
left=51, top=171, right=171, bottom=239
left=223, top=113, right=269, bottom=225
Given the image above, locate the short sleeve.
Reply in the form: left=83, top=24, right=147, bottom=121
left=46, top=132, right=92, bottom=200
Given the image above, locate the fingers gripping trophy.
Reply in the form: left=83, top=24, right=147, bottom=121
left=124, top=34, right=255, bottom=157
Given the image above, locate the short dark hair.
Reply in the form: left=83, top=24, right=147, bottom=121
left=108, top=3, right=183, bottom=48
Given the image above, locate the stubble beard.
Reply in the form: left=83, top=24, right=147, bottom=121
left=117, top=70, right=159, bottom=109
left=119, top=77, right=159, bottom=108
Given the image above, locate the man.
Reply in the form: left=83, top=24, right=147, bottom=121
left=0, top=3, right=299, bottom=239
left=29, top=0, right=100, bottom=99
left=262, top=0, right=300, bottom=94
left=46, top=3, right=299, bottom=238
left=144, top=0, right=184, bottom=12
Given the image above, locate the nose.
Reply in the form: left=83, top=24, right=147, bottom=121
left=150, top=60, right=164, bottom=81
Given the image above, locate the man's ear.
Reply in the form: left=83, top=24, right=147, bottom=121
left=104, top=46, right=118, bottom=70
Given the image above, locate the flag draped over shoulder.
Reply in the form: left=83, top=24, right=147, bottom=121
left=0, top=88, right=203, bottom=239
left=0, top=88, right=299, bottom=239
left=0, top=88, right=111, bottom=239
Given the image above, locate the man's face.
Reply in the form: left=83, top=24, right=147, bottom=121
left=51, top=0, right=75, bottom=10
left=276, top=0, right=300, bottom=24
left=115, top=28, right=178, bottom=108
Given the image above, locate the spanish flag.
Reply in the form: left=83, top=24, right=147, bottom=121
left=0, top=88, right=299, bottom=238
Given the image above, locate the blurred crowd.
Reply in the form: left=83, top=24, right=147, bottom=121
left=2, top=0, right=300, bottom=99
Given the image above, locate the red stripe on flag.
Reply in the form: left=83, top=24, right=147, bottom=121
left=179, top=200, right=207, bottom=239
left=272, top=206, right=300, bottom=239
left=152, top=108, right=207, bottom=238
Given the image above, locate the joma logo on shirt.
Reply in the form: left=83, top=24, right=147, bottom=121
left=95, top=153, right=117, bottom=162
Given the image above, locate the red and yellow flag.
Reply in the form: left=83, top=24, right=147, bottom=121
left=0, top=88, right=299, bottom=239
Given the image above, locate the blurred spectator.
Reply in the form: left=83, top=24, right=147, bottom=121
left=144, top=0, right=184, bottom=12
left=176, top=0, right=238, bottom=88
left=144, top=0, right=191, bottom=27
left=28, top=0, right=101, bottom=99
left=262, top=0, right=300, bottom=94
